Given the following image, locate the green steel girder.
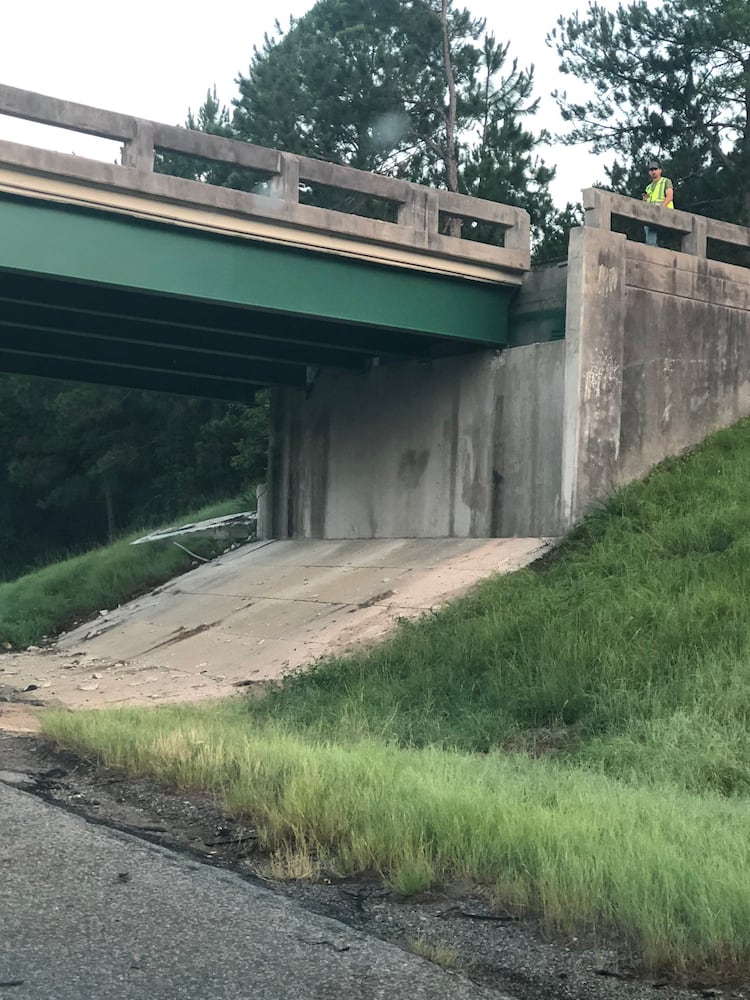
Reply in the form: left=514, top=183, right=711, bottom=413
left=0, top=324, right=309, bottom=387
left=0, top=192, right=513, bottom=399
left=0, top=272, right=436, bottom=360
left=0, top=300, right=369, bottom=372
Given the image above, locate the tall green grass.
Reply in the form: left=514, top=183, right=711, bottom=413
left=0, top=499, right=242, bottom=648
left=42, top=703, right=750, bottom=977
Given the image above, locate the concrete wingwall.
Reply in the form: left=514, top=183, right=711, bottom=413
left=268, top=215, right=750, bottom=540
left=563, top=225, right=750, bottom=525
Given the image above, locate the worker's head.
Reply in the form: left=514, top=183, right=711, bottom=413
left=648, top=159, right=662, bottom=178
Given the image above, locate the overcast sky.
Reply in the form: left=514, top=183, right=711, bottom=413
left=0, top=0, right=619, bottom=207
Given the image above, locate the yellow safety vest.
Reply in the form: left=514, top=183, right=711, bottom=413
left=645, top=176, right=674, bottom=209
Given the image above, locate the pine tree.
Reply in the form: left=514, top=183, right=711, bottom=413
left=550, top=0, right=750, bottom=222
left=231, top=0, right=555, bottom=241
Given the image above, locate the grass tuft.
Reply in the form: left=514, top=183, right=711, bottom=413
left=407, top=937, right=459, bottom=969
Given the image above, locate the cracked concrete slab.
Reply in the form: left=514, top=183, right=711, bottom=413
left=0, top=537, right=551, bottom=731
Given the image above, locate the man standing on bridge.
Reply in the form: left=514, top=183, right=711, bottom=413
left=642, top=159, right=674, bottom=246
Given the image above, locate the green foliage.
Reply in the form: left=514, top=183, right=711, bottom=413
left=0, top=499, right=240, bottom=648
left=230, top=0, right=557, bottom=241
left=532, top=202, right=584, bottom=264
left=550, top=0, right=750, bottom=222
left=154, top=87, right=240, bottom=187
left=0, top=374, right=266, bottom=579
left=456, top=33, right=558, bottom=244
left=235, top=1, right=432, bottom=174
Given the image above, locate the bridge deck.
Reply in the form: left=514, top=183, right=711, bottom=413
left=0, top=85, right=529, bottom=400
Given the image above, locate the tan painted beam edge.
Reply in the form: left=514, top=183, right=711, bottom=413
left=0, top=171, right=525, bottom=286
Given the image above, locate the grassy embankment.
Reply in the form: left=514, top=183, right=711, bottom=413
left=0, top=498, right=242, bottom=649
left=38, top=419, right=750, bottom=979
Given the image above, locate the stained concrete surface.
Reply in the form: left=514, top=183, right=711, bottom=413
left=0, top=536, right=550, bottom=730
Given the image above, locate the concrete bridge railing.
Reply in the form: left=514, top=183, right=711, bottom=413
left=0, top=84, right=529, bottom=284
left=583, top=186, right=750, bottom=260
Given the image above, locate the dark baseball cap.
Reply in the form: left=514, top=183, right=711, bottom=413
left=648, top=160, right=661, bottom=169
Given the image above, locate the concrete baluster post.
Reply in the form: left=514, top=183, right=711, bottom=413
left=397, top=188, right=419, bottom=229
left=398, top=187, right=439, bottom=241
left=268, top=153, right=300, bottom=203
left=121, top=121, right=155, bottom=172
left=503, top=210, right=530, bottom=251
left=424, top=190, right=440, bottom=236
left=681, top=215, right=707, bottom=257
left=582, top=187, right=611, bottom=232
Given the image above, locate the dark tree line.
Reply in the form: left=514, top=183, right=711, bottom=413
left=0, top=378, right=266, bottom=580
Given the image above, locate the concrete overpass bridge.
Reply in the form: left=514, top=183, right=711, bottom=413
left=3, top=86, right=750, bottom=541
left=0, top=85, right=529, bottom=404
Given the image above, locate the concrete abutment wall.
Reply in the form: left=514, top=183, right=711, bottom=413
left=269, top=345, right=565, bottom=539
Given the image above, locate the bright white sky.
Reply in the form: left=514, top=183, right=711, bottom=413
left=0, top=0, right=619, bottom=208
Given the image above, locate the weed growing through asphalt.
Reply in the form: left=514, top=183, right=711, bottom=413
left=408, top=937, right=459, bottom=969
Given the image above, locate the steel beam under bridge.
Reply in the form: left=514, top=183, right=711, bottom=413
left=0, top=193, right=515, bottom=402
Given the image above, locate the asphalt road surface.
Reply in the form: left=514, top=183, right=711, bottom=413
left=0, top=781, right=513, bottom=1000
